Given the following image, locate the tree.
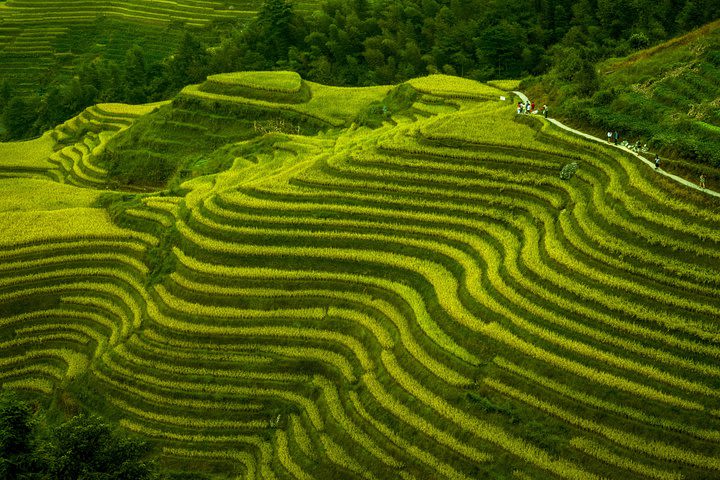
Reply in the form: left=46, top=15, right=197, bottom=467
left=676, top=1, right=701, bottom=31
left=257, top=0, right=295, bottom=63
left=573, top=56, right=600, bottom=95
left=475, top=20, right=526, bottom=79
left=2, top=97, right=38, bottom=139
left=168, top=33, right=210, bottom=90
left=47, top=414, right=159, bottom=480
left=0, top=392, right=36, bottom=480
left=124, top=45, right=148, bottom=103
left=0, top=80, right=13, bottom=111
left=1, top=394, right=160, bottom=480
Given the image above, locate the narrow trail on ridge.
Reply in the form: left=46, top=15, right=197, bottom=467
left=512, top=90, right=720, bottom=200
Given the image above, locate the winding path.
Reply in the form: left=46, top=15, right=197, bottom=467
left=512, top=91, right=720, bottom=199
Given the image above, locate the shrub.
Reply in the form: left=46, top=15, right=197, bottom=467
left=560, top=162, right=579, bottom=180
left=629, top=32, right=650, bottom=50
left=356, top=83, right=420, bottom=128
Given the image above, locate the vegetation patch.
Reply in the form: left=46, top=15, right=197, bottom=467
left=356, top=84, right=421, bottom=128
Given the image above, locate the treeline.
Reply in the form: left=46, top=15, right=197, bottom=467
left=0, top=32, right=209, bottom=139
left=0, top=391, right=160, bottom=480
left=223, top=0, right=717, bottom=86
left=0, top=391, right=214, bottom=480
left=1, top=0, right=717, bottom=140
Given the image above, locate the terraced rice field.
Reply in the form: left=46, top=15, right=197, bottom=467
left=1, top=72, right=719, bottom=479
left=0, top=0, right=321, bottom=94
left=0, top=100, right=166, bottom=185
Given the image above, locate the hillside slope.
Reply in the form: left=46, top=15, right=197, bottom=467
left=529, top=19, right=720, bottom=177
left=1, top=72, right=720, bottom=479
left=0, top=0, right=319, bottom=95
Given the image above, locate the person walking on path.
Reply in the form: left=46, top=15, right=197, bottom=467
left=543, top=104, right=548, bottom=118
left=654, top=154, right=660, bottom=170
left=700, top=173, right=706, bottom=189
left=613, top=131, right=619, bottom=145
left=525, top=101, right=531, bottom=114
left=607, top=131, right=613, bottom=143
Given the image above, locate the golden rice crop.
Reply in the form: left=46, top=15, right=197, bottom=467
left=206, top=71, right=303, bottom=93
left=98, top=359, right=326, bottom=430
left=349, top=391, right=472, bottom=480
left=494, top=356, right=720, bottom=442
left=0, top=178, right=101, bottom=213
left=361, top=369, right=494, bottom=467
left=484, top=377, right=720, bottom=470
left=569, top=437, right=683, bottom=480
left=275, top=429, right=313, bottom=480
left=483, top=323, right=705, bottom=410
left=486, top=79, right=522, bottom=91
left=95, top=101, right=169, bottom=117
left=173, top=248, right=474, bottom=385
left=406, top=74, right=505, bottom=99
left=380, top=352, right=602, bottom=480
left=0, top=207, right=156, bottom=247
left=0, top=132, right=55, bottom=169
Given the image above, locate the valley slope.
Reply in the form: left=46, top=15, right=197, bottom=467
left=1, top=72, right=719, bottom=479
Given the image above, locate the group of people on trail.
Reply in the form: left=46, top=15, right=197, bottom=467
left=517, top=100, right=549, bottom=118
left=606, top=130, right=620, bottom=145
left=652, top=153, right=709, bottom=193
left=510, top=98, right=712, bottom=192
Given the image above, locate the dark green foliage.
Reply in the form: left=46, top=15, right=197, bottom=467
left=629, top=32, right=650, bottom=49
left=100, top=108, right=183, bottom=188
left=97, top=192, right=143, bottom=223
left=560, top=161, right=579, bottom=180
left=46, top=415, right=158, bottom=480
left=519, top=420, right=568, bottom=457
left=125, top=46, right=149, bottom=103
left=0, top=30, right=207, bottom=141
left=1, top=393, right=160, bottom=480
left=0, top=80, right=13, bottom=111
left=356, top=83, right=420, bottom=128
left=167, top=474, right=212, bottom=480
left=146, top=225, right=181, bottom=285
left=257, top=0, right=295, bottom=64
left=167, top=33, right=211, bottom=90
left=96, top=96, right=326, bottom=189
left=104, top=148, right=177, bottom=188
left=0, top=392, right=36, bottom=480
left=2, top=97, right=39, bottom=139
left=530, top=19, right=720, bottom=170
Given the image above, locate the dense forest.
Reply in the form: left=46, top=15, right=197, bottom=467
left=0, top=392, right=163, bottom=480
left=0, top=0, right=716, bottom=140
